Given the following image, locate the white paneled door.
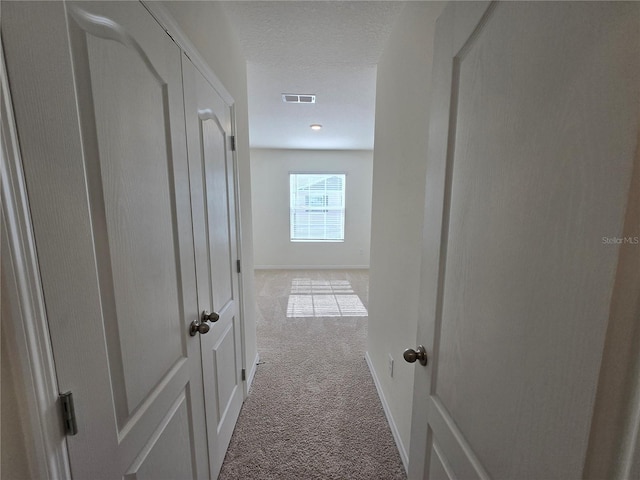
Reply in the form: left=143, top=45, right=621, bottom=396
left=182, top=57, right=245, bottom=480
left=408, top=2, right=640, bottom=479
left=2, top=1, right=244, bottom=478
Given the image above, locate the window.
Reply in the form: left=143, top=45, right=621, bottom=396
left=290, top=173, right=346, bottom=241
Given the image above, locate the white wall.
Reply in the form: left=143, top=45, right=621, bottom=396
left=366, top=1, right=445, bottom=466
left=161, top=1, right=259, bottom=379
left=251, top=148, right=373, bottom=269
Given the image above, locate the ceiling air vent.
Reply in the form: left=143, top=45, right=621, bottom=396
left=282, top=94, right=316, bottom=104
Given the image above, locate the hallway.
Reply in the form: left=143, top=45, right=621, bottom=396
left=3, top=2, right=639, bottom=478
left=219, top=270, right=405, bottom=479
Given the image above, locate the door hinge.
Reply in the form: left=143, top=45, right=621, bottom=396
left=59, top=392, right=78, bottom=436
left=230, top=136, right=236, bottom=152
left=241, top=368, right=246, bottom=381
left=236, top=259, right=241, bottom=273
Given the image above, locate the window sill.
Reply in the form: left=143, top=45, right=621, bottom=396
left=290, top=239, right=345, bottom=243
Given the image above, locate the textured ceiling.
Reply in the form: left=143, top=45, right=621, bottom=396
left=220, top=1, right=405, bottom=150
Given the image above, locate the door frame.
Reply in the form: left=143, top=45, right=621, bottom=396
left=2, top=3, right=250, bottom=477
left=1, top=39, right=71, bottom=479
left=229, top=104, right=253, bottom=397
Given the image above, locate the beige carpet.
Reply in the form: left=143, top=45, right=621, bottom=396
left=219, top=269, right=407, bottom=480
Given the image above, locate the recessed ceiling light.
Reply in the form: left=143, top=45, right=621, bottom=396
left=310, top=124, right=322, bottom=131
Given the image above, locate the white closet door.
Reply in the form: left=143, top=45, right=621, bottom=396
left=407, top=2, right=640, bottom=479
left=3, top=2, right=210, bottom=478
left=182, top=56, right=245, bottom=480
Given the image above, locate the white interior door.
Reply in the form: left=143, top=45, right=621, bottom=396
left=182, top=56, right=245, bottom=480
left=3, top=2, right=210, bottom=478
left=407, top=2, right=640, bottom=479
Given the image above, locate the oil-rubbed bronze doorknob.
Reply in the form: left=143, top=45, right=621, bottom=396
left=201, top=310, right=220, bottom=323
left=190, top=319, right=210, bottom=336
left=403, top=345, right=428, bottom=366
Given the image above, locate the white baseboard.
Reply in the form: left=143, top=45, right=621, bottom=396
left=254, top=265, right=369, bottom=270
left=246, top=352, right=260, bottom=392
left=365, top=351, right=409, bottom=473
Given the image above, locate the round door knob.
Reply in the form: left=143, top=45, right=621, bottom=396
left=190, top=319, right=210, bottom=336
left=201, top=310, right=220, bottom=323
left=403, top=345, right=428, bottom=366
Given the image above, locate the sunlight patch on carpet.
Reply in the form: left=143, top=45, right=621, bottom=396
left=286, top=278, right=368, bottom=317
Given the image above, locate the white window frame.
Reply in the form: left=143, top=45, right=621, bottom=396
left=289, top=172, right=346, bottom=242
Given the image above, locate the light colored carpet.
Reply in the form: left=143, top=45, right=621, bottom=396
left=219, top=269, right=407, bottom=480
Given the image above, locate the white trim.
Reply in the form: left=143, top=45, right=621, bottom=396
left=288, top=170, right=350, bottom=176
left=246, top=353, right=261, bottom=393
left=365, top=351, right=409, bottom=472
left=229, top=104, right=251, bottom=399
left=254, top=265, right=370, bottom=270
left=230, top=104, right=250, bottom=398
left=1, top=41, right=71, bottom=480
left=621, top=377, right=640, bottom=479
left=140, top=1, right=234, bottom=106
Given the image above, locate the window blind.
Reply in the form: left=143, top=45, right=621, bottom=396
left=290, top=173, right=346, bottom=241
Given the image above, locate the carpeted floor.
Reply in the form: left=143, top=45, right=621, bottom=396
left=218, top=269, right=407, bottom=480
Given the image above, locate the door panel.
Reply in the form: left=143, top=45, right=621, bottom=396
left=201, top=117, right=235, bottom=310
left=409, top=2, right=640, bottom=479
left=3, top=2, right=209, bottom=478
left=211, top=320, right=240, bottom=424
left=125, top=391, right=195, bottom=480
left=182, top=56, right=244, bottom=479
left=70, top=5, right=186, bottom=424
left=428, top=443, right=454, bottom=480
